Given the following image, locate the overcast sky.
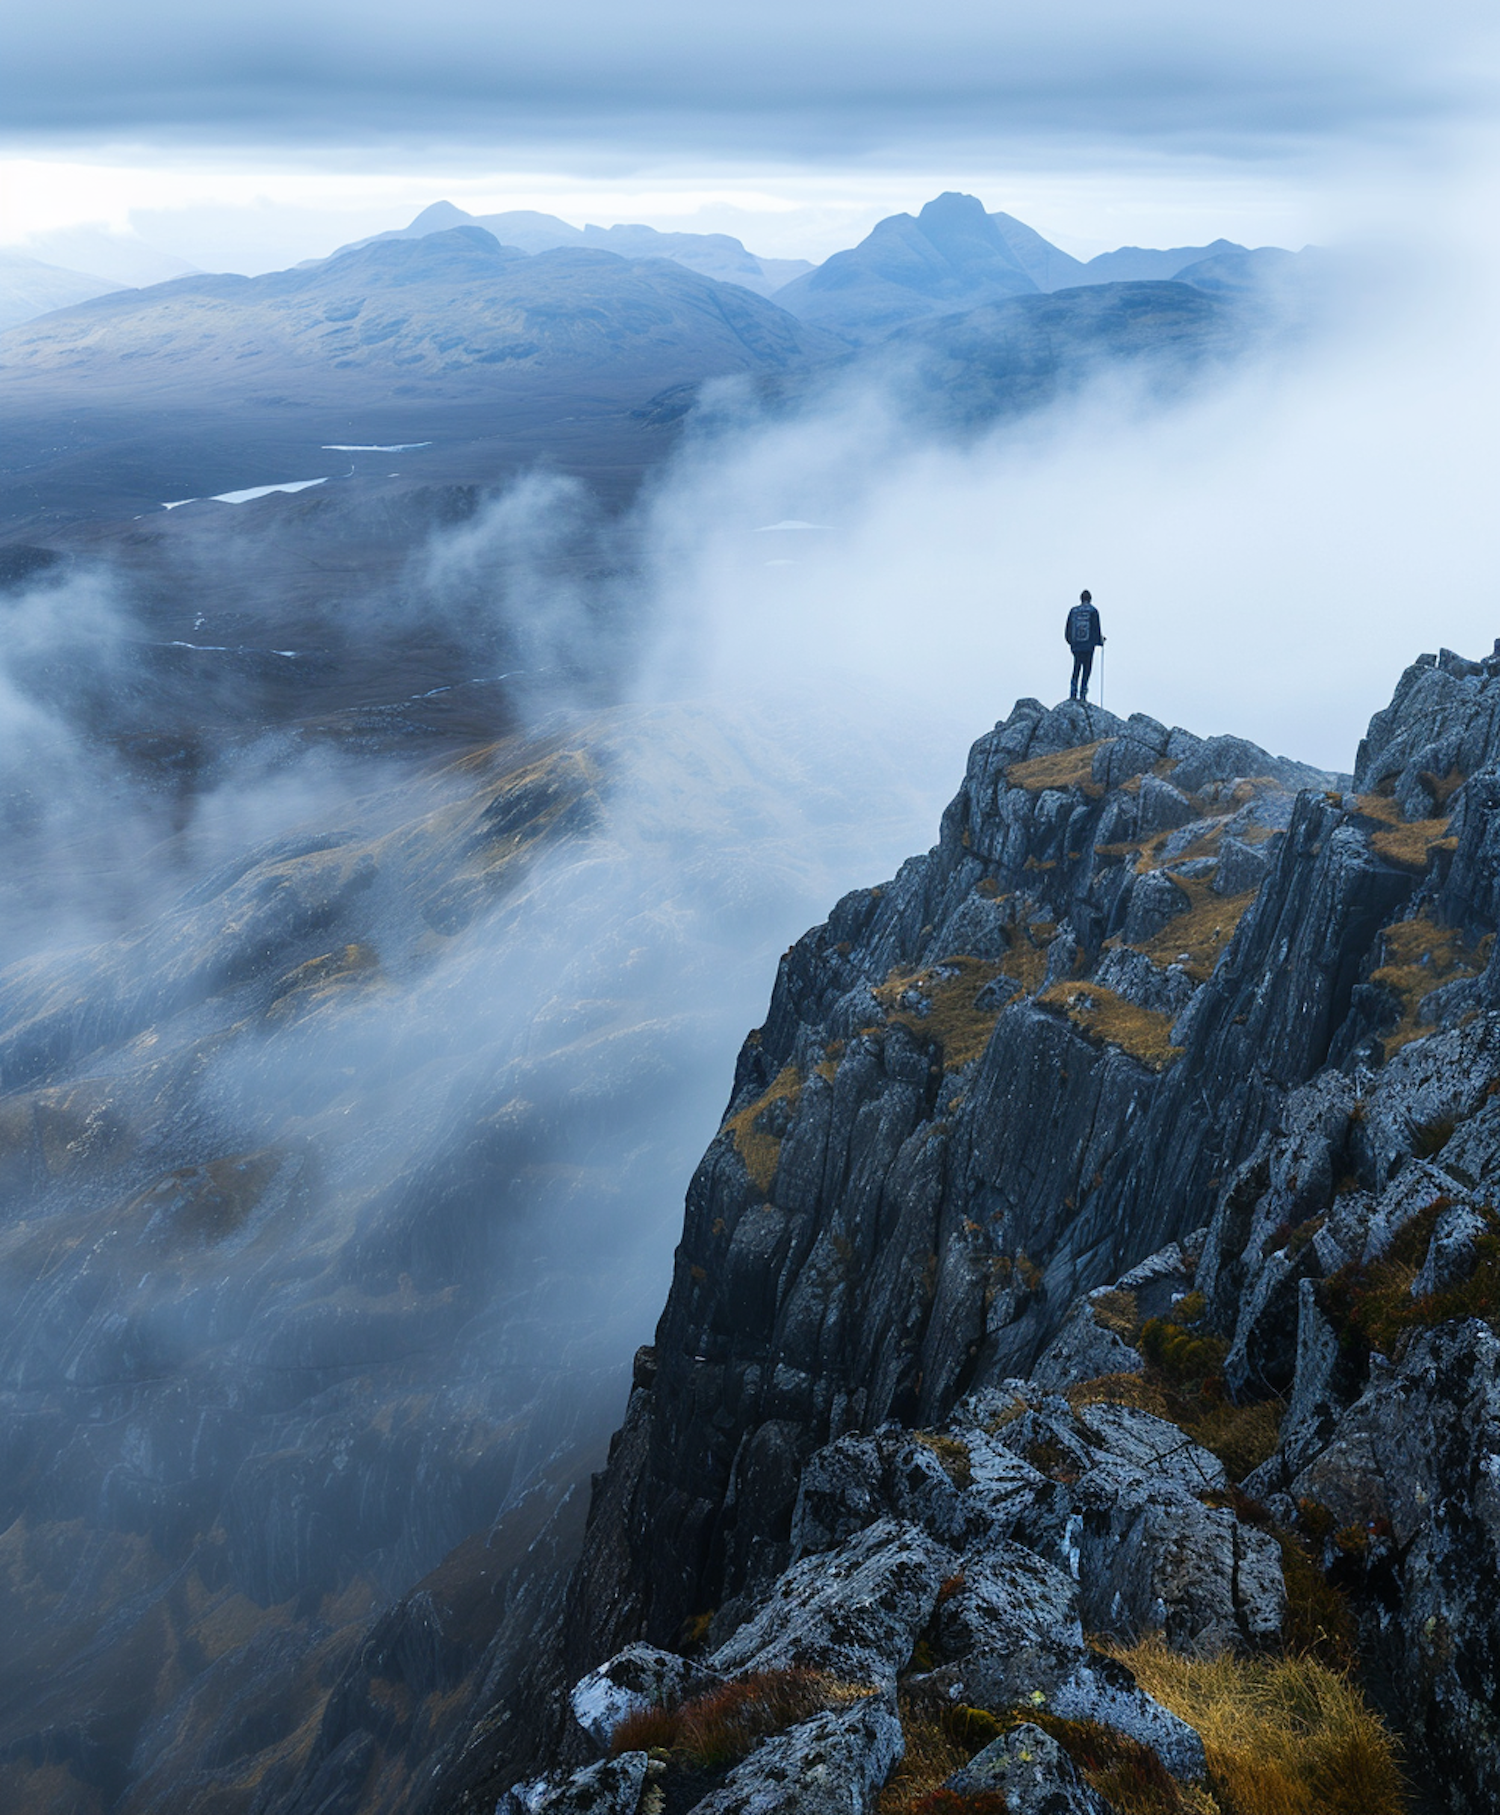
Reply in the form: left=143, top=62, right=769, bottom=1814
left=0, top=0, right=1495, bottom=267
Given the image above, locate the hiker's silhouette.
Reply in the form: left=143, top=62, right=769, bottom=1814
left=1065, top=590, right=1104, bottom=702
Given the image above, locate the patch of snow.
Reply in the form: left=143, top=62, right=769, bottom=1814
left=753, top=519, right=833, bottom=531
left=321, top=442, right=432, bottom=451
left=211, top=478, right=327, bottom=504
left=163, top=643, right=299, bottom=658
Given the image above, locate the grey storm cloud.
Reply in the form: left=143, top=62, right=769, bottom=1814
left=1, top=0, right=1493, bottom=159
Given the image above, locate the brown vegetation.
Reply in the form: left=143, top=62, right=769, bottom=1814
left=1366, top=915, right=1488, bottom=1055
left=1320, top=1201, right=1499, bottom=1358
left=1130, top=879, right=1259, bottom=983
left=914, top=1431, right=974, bottom=1488
left=1039, top=981, right=1183, bottom=1071
left=1349, top=792, right=1457, bottom=873
left=723, top=1064, right=802, bottom=1193
left=610, top=1668, right=860, bottom=1770
left=875, top=956, right=1011, bottom=1070
left=1106, top=1636, right=1407, bottom=1815
left=1006, top=740, right=1109, bottom=798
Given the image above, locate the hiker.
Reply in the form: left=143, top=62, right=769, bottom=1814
left=1065, top=590, right=1104, bottom=702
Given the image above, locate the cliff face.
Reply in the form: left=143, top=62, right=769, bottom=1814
left=481, top=649, right=1500, bottom=1815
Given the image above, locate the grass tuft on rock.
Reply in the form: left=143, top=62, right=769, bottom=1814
left=1128, top=879, right=1259, bottom=984
left=1319, top=1201, right=1500, bottom=1358
left=1365, top=915, right=1488, bottom=1055
left=610, top=1667, right=860, bottom=1770
left=1104, top=1635, right=1407, bottom=1815
left=722, top=1064, right=801, bottom=1193
left=1350, top=792, right=1457, bottom=873
left=875, top=956, right=1011, bottom=1070
left=1005, top=739, right=1109, bottom=798
left=914, top=1431, right=974, bottom=1488
left=1070, top=1296, right=1283, bottom=1488
left=1039, top=980, right=1183, bottom=1071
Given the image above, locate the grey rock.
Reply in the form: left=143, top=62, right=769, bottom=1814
left=944, top=1724, right=1110, bottom=1813
left=1076, top=1403, right=1228, bottom=1495
left=924, top=1542, right=1083, bottom=1710
left=948, top=1421, right=1074, bottom=1553
left=1123, top=713, right=1172, bottom=755
left=570, top=1645, right=720, bottom=1750
left=789, top=1432, right=964, bottom=1557
left=1213, top=833, right=1272, bottom=897
left=1135, top=773, right=1196, bottom=836
left=1049, top=1653, right=1207, bottom=1781
left=1289, top=1322, right=1500, bottom=1814
left=1171, top=734, right=1314, bottom=794
left=1092, top=737, right=1161, bottom=790
left=1031, top=1292, right=1143, bottom=1392
left=686, top=1694, right=904, bottom=1815
left=1412, top=1202, right=1494, bottom=1297
left=708, top=1518, right=957, bottom=1690
left=1091, top=946, right=1196, bottom=1018
left=1074, top=1452, right=1285, bottom=1648
left=1271, top=1278, right=1352, bottom=1481
left=516, top=1752, right=648, bottom=1815
left=939, top=891, right=1021, bottom=963
left=1122, top=869, right=1190, bottom=946
left=1115, top=1237, right=1202, bottom=1301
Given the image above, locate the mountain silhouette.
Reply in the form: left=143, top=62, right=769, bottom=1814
left=341, top=202, right=813, bottom=297
left=773, top=192, right=1040, bottom=341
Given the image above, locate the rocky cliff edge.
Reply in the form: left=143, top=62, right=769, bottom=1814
left=439, top=649, right=1500, bottom=1814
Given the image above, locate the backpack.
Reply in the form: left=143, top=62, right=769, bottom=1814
left=1067, top=604, right=1094, bottom=650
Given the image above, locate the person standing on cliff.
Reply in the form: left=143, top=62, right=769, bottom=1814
left=1066, top=590, right=1105, bottom=702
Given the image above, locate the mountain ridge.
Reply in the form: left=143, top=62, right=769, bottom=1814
left=423, top=649, right=1500, bottom=1815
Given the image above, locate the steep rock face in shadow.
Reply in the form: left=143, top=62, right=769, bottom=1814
left=458, top=648, right=1500, bottom=1812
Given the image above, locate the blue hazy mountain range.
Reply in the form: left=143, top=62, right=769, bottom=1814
left=0, top=193, right=1303, bottom=533
left=771, top=191, right=1288, bottom=342
left=337, top=198, right=817, bottom=297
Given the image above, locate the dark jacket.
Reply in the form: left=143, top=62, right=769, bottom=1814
left=1065, top=604, right=1103, bottom=650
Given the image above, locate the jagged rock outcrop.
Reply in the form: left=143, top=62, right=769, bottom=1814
left=462, top=648, right=1500, bottom=1813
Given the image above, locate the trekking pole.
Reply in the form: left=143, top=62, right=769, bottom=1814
left=1099, top=646, right=1105, bottom=711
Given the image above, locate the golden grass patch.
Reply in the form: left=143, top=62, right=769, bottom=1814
left=876, top=1695, right=979, bottom=1815
left=1129, top=879, right=1258, bottom=983
left=1350, top=793, right=1456, bottom=873
left=1090, top=1288, right=1142, bottom=1340
left=913, top=1431, right=974, bottom=1488
left=1367, top=915, right=1489, bottom=1055
left=997, top=920, right=1055, bottom=995
left=723, top=1064, right=801, bottom=1193
left=1039, top=981, right=1183, bottom=1071
left=1103, top=1636, right=1407, bottom=1815
left=1006, top=740, right=1110, bottom=798
left=875, top=955, right=1010, bottom=1070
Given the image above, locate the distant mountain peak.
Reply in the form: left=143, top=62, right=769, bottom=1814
left=406, top=200, right=472, bottom=231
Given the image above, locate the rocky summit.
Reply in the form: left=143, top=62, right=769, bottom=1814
left=445, top=648, right=1500, bottom=1815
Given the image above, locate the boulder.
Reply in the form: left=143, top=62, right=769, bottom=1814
left=501, top=1752, right=650, bottom=1815
left=1134, top=774, right=1196, bottom=836
left=944, top=1723, right=1111, bottom=1814
left=708, top=1518, right=957, bottom=1690
left=570, top=1644, right=721, bottom=1750
left=686, top=1694, right=904, bottom=1815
